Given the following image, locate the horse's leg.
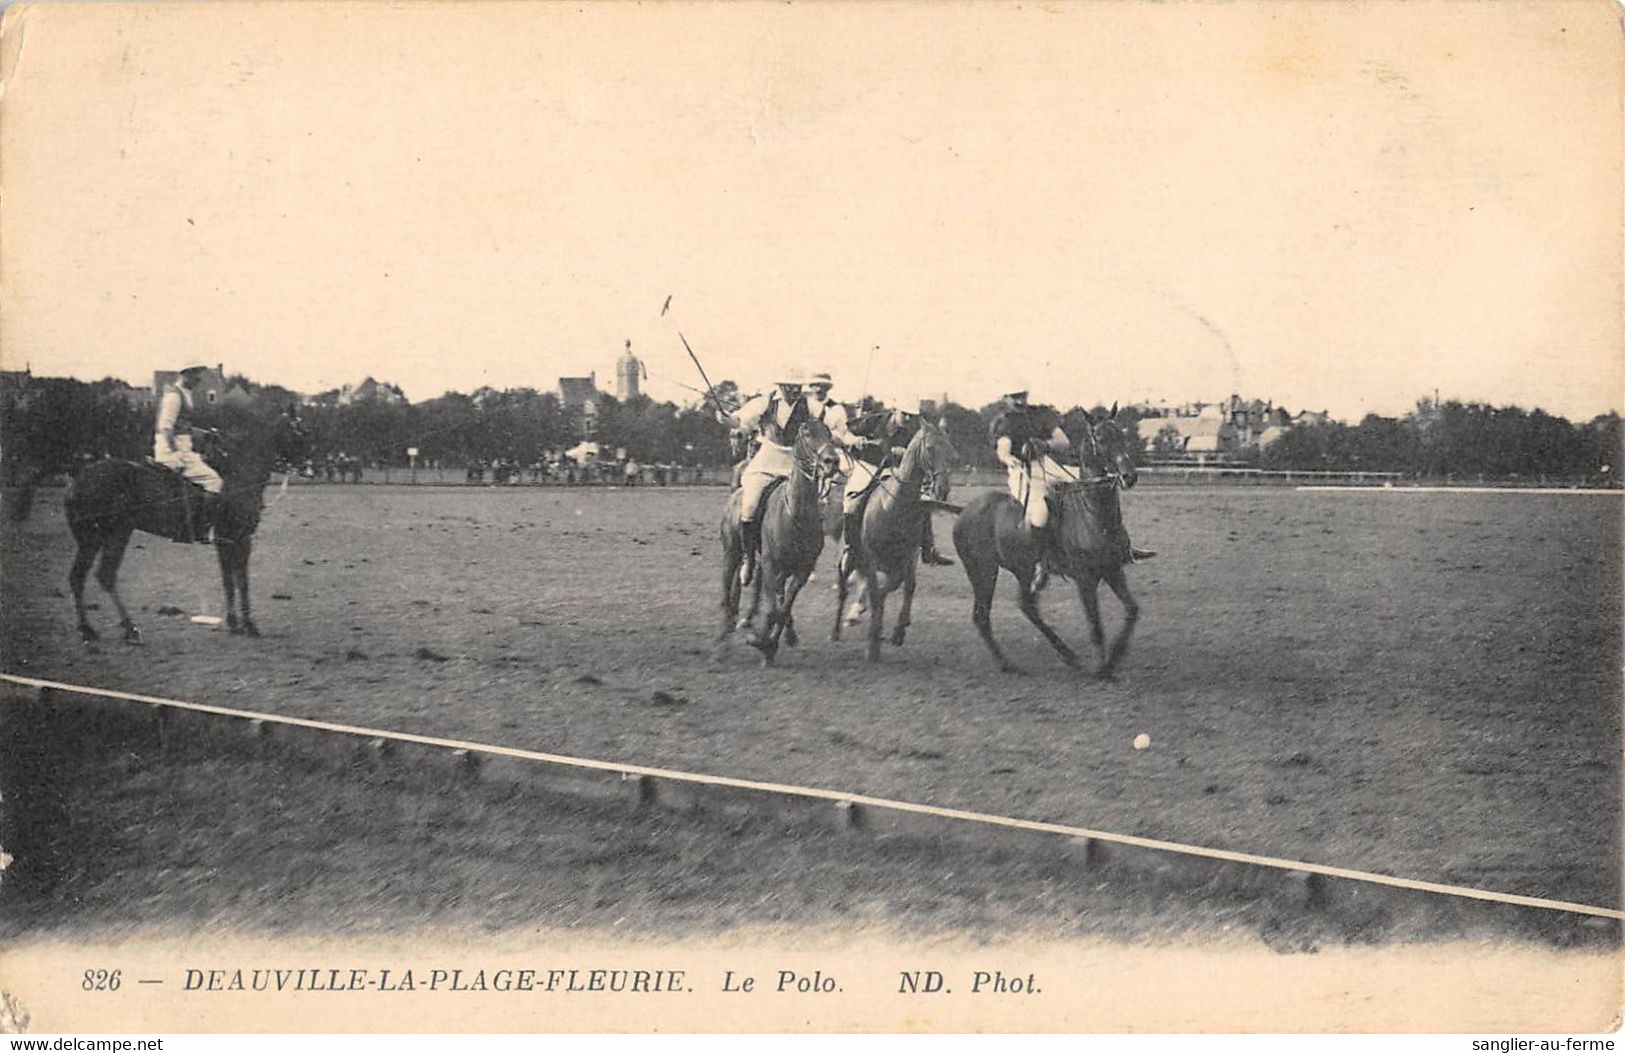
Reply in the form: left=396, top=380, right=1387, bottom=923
left=1016, top=575, right=1079, bottom=670
left=781, top=582, right=799, bottom=648
left=865, top=572, right=887, bottom=662
left=773, top=571, right=809, bottom=654
left=845, top=575, right=867, bottom=626
left=750, top=565, right=783, bottom=664
left=1097, top=566, right=1140, bottom=680
left=740, top=567, right=763, bottom=631
left=1076, top=575, right=1107, bottom=668
left=831, top=560, right=849, bottom=641
left=236, top=538, right=259, bottom=637
left=69, top=537, right=101, bottom=642
left=719, top=524, right=743, bottom=643
left=890, top=562, right=917, bottom=647
left=962, top=546, right=1018, bottom=674
left=94, top=526, right=143, bottom=645
left=217, top=539, right=240, bottom=634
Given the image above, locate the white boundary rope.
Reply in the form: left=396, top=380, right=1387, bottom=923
left=3, top=671, right=1619, bottom=922
left=1296, top=485, right=1620, bottom=496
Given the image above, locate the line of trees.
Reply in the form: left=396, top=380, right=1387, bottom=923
left=2, top=375, right=1616, bottom=484
left=1258, top=399, right=1619, bottom=482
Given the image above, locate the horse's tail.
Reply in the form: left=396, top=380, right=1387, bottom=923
left=7, top=462, right=63, bottom=522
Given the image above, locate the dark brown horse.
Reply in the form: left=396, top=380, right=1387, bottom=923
left=719, top=420, right=839, bottom=664
left=27, top=406, right=306, bottom=644
left=832, top=418, right=956, bottom=661
left=952, top=407, right=1144, bottom=678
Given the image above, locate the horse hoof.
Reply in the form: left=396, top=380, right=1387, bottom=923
left=783, top=625, right=799, bottom=648
left=123, top=627, right=144, bottom=646
left=79, top=625, right=99, bottom=643
left=1000, top=662, right=1025, bottom=676
left=889, top=630, right=906, bottom=647
left=244, top=621, right=261, bottom=638
left=1095, top=665, right=1117, bottom=681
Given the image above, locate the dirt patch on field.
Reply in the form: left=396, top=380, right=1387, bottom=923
left=3, top=484, right=1619, bottom=914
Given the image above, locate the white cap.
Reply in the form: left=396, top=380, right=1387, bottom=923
left=894, top=395, right=923, bottom=415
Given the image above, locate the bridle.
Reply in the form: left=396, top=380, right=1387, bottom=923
left=1060, top=420, right=1133, bottom=490
left=791, top=424, right=838, bottom=486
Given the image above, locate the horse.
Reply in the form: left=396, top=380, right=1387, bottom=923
left=951, top=406, right=1143, bottom=678
left=718, top=420, right=840, bottom=664
left=15, top=405, right=306, bottom=645
left=833, top=419, right=957, bottom=661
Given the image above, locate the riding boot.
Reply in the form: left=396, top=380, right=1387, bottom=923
left=174, top=487, right=198, bottom=543
left=840, top=509, right=863, bottom=576
left=199, top=492, right=222, bottom=544
left=919, top=518, right=954, bottom=566
left=739, top=519, right=760, bottom=586
left=1030, top=523, right=1055, bottom=591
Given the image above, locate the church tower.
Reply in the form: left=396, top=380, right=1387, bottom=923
left=615, top=339, right=643, bottom=401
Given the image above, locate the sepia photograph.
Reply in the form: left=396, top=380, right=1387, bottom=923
left=0, top=0, right=1620, bottom=1036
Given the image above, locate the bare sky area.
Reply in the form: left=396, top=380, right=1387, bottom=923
left=2, top=2, right=1619, bottom=419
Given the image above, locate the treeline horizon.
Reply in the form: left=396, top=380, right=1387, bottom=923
left=2, top=373, right=1618, bottom=484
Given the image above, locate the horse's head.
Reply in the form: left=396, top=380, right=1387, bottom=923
left=1078, top=403, right=1138, bottom=489
left=205, top=401, right=311, bottom=490
left=793, top=419, right=842, bottom=482
left=904, top=417, right=958, bottom=500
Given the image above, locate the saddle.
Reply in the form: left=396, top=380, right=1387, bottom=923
left=141, top=459, right=213, bottom=543
left=747, top=477, right=788, bottom=538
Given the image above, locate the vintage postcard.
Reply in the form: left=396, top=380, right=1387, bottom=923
left=0, top=0, right=1620, bottom=1036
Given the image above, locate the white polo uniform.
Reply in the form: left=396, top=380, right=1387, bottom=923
left=153, top=384, right=223, bottom=493
left=729, top=393, right=807, bottom=523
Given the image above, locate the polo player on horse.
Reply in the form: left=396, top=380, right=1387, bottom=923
left=154, top=363, right=223, bottom=543
left=843, top=395, right=954, bottom=570
left=720, top=368, right=814, bottom=586
left=803, top=372, right=858, bottom=446
left=991, top=384, right=1152, bottom=589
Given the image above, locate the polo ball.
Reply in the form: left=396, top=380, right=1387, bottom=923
left=1133, top=733, right=1151, bottom=750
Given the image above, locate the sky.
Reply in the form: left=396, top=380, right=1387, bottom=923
left=2, top=1, right=1620, bottom=421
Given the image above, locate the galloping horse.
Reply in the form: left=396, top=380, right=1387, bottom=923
left=13, top=404, right=305, bottom=644
left=952, top=407, right=1142, bottom=678
left=718, top=420, right=839, bottom=664
left=833, top=419, right=956, bottom=662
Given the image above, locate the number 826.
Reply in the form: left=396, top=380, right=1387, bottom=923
left=82, top=969, right=121, bottom=991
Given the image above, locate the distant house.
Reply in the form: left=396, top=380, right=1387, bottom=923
left=1163, top=415, right=1234, bottom=456
left=1140, top=393, right=1320, bottom=461
left=107, top=379, right=160, bottom=410
left=1, top=367, right=36, bottom=412
left=338, top=376, right=408, bottom=406
left=557, top=372, right=599, bottom=412
left=152, top=365, right=231, bottom=407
